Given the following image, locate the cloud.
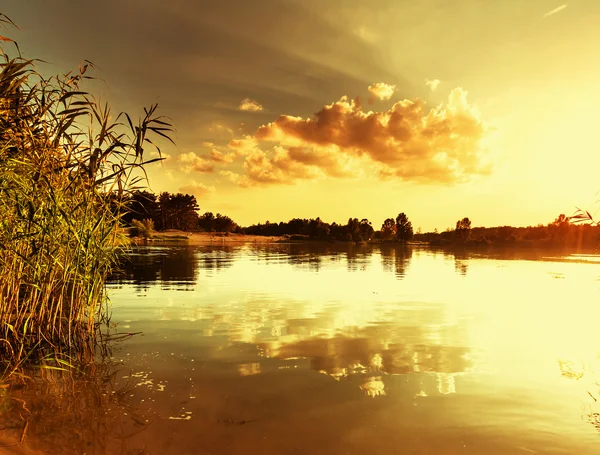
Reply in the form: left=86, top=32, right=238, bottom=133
left=239, top=98, right=264, bottom=112
left=179, top=181, right=216, bottom=198
left=219, top=147, right=325, bottom=187
left=542, top=4, right=567, bottom=18
left=285, top=146, right=360, bottom=178
left=368, top=82, right=396, bottom=101
left=208, top=123, right=234, bottom=135
left=222, top=135, right=366, bottom=186
left=354, top=26, right=379, bottom=44
left=149, top=150, right=171, bottom=160
left=228, top=135, right=259, bottom=155
left=179, top=152, right=215, bottom=173
left=219, top=170, right=243, bottom=185
left=425, top=78, right=441, bottom=91
left=243, top=147, right=319, bottom=185
left=208, top=149, right=237, bottom=163
left=241, top=86, right=492, bottom=186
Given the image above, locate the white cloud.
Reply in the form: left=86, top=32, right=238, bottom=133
left=368, top=82, right=396, bottom=101
left=425, top=78, right=441, bottom=91
left=239, top=98, right=264, bottom=112
left=542, top=4, right=567, bottom=18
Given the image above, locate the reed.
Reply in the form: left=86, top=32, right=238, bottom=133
left=0, top=14, right=173, bottom=377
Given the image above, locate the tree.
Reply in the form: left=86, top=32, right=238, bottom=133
left=329, top=222, right=346, bottom=240
left=456, top=217, right=472, bottom=231
left=549, top=213, right=570, bottom=243
left=395, top=213, right=413, bottom=242
left=198, top=212, right=215, bottom=232
left=359, top=219, right=374, bottom=241
left=214, top=213, right=237, bottom=232
left=123, top=190, right=158, bottom=226
left=346, top=218, right=361, bottom=241
left=455, top=217, right=472, bottom=241
left=381, top=218, right=396, bottom=240
left=157, top=192, right=200, bottom=231
left=307, top=217, right=329, bottom=239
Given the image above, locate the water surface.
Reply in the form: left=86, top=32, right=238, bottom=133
left=3, top=243, right=600, bottom=454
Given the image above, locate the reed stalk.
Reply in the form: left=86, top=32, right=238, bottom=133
left=0, top=13, right=173, bottom=377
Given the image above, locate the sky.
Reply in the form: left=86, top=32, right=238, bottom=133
left=3, top=0, right=600, bottom=231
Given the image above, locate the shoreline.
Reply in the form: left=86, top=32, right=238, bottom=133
left=130, top=231, right=286, bottom=245
left=129, top=232, right=600, bottom=254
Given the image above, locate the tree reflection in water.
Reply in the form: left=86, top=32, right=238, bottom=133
left=380, top=244, right=413, bottom=279
left=108, top=246, right=239, bottom=291
left=453, top=250, right=469, bottom=277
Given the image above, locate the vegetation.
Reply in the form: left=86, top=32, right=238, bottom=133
left=380, top=218, right=396, bottom=240
left=236, top=212, right=600, bottom=249
left=122, top=189, right=237, bottom=233
left=124, top=184, right=600, bottom=250
left=0, top=15, right=172, bottom=377
left=395, top=213, right=414, bottom=243
left=198, top=211, right=238, bottom=233
left=121, top=190, right=600, bottom=251
left=244, top=217, right=373, bottom=242
left=415, top=214, right=600, bottom=249
left=454, top=217, right=472, bottom=242
left=130, top=218, right=155, bottom=239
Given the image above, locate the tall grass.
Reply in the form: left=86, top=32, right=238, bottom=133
left=0, top=14, right=173, bottom=376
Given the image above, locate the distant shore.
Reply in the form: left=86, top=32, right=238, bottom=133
left=130, top=231, right=286, bottom=245
left=130, top=231, right=433, bottom=247
left=128, top=232, right=600, bottom=254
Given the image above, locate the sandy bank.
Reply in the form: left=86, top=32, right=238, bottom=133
left=131, top=231, right=286, bottom=245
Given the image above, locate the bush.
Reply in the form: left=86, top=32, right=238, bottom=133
left=131, top=219, right=155, bottom=239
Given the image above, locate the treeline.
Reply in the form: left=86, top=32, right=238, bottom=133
left=244, top=213, right=414, bottom=242
left=124, top=191, right=415, bottom=242
left=124, top=191, right=600, bottom=248
left=414, top=214, right=600, bottom=248
left=123, top=190, right=238, bottom=233
left=245, top=217, right=374, bottom=241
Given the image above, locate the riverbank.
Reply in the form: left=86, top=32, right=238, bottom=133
left=130, top=232, right=427, bottom=246
left=129, top=231, right=600, bottom=253
left=131, top=231, right=286, bottom=245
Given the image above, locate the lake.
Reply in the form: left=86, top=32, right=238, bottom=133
left=3, top=243, right=600, bottom=454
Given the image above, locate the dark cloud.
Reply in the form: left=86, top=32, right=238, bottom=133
left=3, top=1, right=493, bottom=191
left=2, top=0, right=406, bottom=152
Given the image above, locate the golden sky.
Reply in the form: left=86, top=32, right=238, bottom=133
left=4, top=0, right=600, bottom=231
